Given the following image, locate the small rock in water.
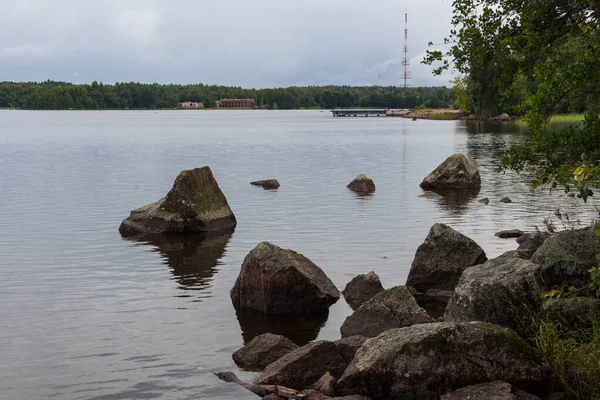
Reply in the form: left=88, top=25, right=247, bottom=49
left=420, top=153, right=481, bottom=191
left=250, top=179, right=280, bottom=189
left=500, top=196, right=512, bottom=203
left=568, top=192, right=576, bottom=198
left=232, top=333, right=298, bottom=371
left=495, top=229, right=525, bottom=239
left=478, top=197, right=489, bottom=205
left=347, top=174, right=375, bottom=194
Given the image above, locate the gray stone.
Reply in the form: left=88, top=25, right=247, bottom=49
left=251, top=179, right=280, bottom=189
left=342, top=272, right=384, bottom=310
left=310, top=372, right=337, bottom=397
left=478, top=197, right=490, bottom=205
left=496, top=229, right=525, bottom=239
left=406, top=223, right=487, bottom=303
left=119, top=166, right=237, bottom=236
left=500, top=196, right=513, bottom=203
left=420, top=153, right=481, bottom=191
left=441, top=381, right=540, bottom=400
left=340, top=286, right=433, bottom=338
left=531, top=227, right=600, bottom=290
left=517, top=232, right=551, bottom=259
left=347, top=174, right=375, bottom=194
left=231, top=242, right=340, bottom=314
left=333, top=336, right=369, bottom=363
left=232, top=333, right=298, bottom=371
left=336, top=322, right=548, bottom=399
left=444, top=251, right=543, bottom=337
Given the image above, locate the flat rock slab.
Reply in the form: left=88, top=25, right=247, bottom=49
left=342, top=272, right=384, bottom=310
left=347, top=174, right=375, bottom=194
left=231, top=242, right=340, bottom=314
left=336, top=322, right=548, bottom=399
left=341, top=286, right=433, bottom=338
left=232, top=333, right=298, bottom=371
left=251, top=179, right=280, bottom=189
left=442, top=381, right=540, bottom=400
left=420, top=153, right=481, bottom=190
left=119, top=166, right=236, bottom=236
left=495, top=229, right=525, bottom=239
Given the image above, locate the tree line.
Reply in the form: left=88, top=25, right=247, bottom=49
left=0, top=81, right=455, bottom=110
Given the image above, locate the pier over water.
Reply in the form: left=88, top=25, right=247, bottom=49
left=331, top=108, right=387, bottom=117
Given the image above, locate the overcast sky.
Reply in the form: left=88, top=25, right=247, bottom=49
left=0, top=0, right=454, bottom=88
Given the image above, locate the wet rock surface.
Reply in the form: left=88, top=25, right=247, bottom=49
left=444, top=251, right=543, bottom=337
left=347, top=174, right=375, bottom=194
left=231, top=242, right=340, bottom=314
left=232, top=333, right=298, bottom=371
left=420, top=153, right=481, bottom=191
left=251, top=179, right=281, bottom=189
left=406, top=223, right=487, bottom=303
left=340, top=286, right=433, bottom=338
left=119, top=166, right=237, bottom=236
left=336, top=322, right=548, bottom=399
left=342, top=272, right=384, bottom=310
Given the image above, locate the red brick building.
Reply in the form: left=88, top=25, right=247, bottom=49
left=216, top=98, right=255, bottom=108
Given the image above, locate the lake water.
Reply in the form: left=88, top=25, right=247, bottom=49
left=0, top=110, right=596, bottom=400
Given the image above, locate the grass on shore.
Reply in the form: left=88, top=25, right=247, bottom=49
left=516, top=114, right=585, bottom=126
left=428, top=112, right=459, bottom=120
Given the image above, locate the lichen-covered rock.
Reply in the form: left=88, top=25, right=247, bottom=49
left=254, top=340, right=349, bottom=390
left=347, top=174, right=375, bottom=194
left=340, top=286, right=433, bottom=338
left=342, top=272, right=384, bottom=310
left=517, top=232, right=551, bottom=259
left=119, top=166, right=236, bottom=236
left=442, top=381, right=540, bottom=400
left=444, top=251, right=543, bottom=337
left=232, top=333, right=298, bottom=371
left=231, top=242, right=340, bottom=314
left=251, top=179, right=280, bottom=189
left=531, top=227, right=600, bottom=290
left=420, top=153, right=481, bottom=190
left=336, top=322, right=548, bottom=399
left=406, top=223, right=487, bottom=303
left=333, top=336, right=369, bottom=363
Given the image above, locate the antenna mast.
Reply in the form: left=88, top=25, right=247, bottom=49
left=401, top=12, right=411, bottom=88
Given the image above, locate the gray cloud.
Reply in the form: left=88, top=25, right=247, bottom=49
left=0, top=0, right=454, bottom=87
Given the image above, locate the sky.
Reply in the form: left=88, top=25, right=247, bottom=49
left=0, top=0, right=455, bottom=88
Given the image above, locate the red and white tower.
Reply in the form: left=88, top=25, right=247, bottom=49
left=401, top=12, right=411, bottom=88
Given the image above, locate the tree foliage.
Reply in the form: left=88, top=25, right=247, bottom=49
left=424, top=0, right=600, bottom=200
left=0, top=81, right=455, bottom=111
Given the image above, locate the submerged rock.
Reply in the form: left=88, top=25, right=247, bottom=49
left=420, top=153, right=481, bottom=191
left=342, top=272, right=384, bottom=310
left=340, top=286, right=433, bottom=338
left=500, top=196, right=513, bottom=203
left=347, top=174, right=375, bottom=194
left=336, top=322, right=548, bottom=399
left=119, top=166, right=236, bottom=236
left=444, top=251, right=543, bottom=337
left=495, top=229, right=525, bottom=239
left=531, top=227, right=600, bottom=290
left=478, top=197, right=490, bottom=205
left=250, top=179, right=280, bottom=189
left=406, top=223, right=487, bottom=303
left=232, top=333, right=298, bottom=371
left=254, top=340, right=349, bottom=390
left=231, top=242, right=340, bottom=314
left=442, top=381, right=540, bottom=400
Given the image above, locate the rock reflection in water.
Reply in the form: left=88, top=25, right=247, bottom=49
left=235, top=307, right=329, bottom=346
left=420, top=188, right=480, bottom=215
left=123, top=231, right=233, bottom=293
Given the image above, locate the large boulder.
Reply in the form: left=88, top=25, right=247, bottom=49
left=336, top=322, right=548, bottom=399
left=517, top=231, right=551, bottom=259
left=119, top=166, right=236, bottom=236
left=420, top=153, right=481, bottom=191
left=441, top=381, right=540, bottom=400
left=333, top=336, right=369, bottom=363
left=231, top=242, right=340, bottom=314
left=531, top=227, right=600, bottom=290
left=232, top=333, right=298, bottom=371
left=444, top=251, right=543, bottom=337
left=406, top=223, right=487, bottom=303
left=254, top=340, right=349, bottom=390
left=342, top=272, right=384, bottom=310
left=347, top=174, right=375, bottom=194
left=340, top=286, right=433, bottom=338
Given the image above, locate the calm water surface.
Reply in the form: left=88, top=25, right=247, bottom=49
left=0, top=110, right=596, bottom=399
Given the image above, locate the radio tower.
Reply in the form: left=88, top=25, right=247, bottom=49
left=401, top=12, right=411, bottom=88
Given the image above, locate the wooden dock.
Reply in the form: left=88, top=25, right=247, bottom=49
left=331, top=108, right=387, bottom=117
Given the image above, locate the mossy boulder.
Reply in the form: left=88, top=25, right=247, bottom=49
left=420, top=153, right=481, bottom=191
left=444, top=251, right=543, bottom=337
left=336, top=322, right=548, bottom=399
left=231, top=242, right=340, bottom=314
left=119, top=166, right=236, bottom=236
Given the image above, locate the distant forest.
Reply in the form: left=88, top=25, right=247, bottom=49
left=0, top=81, right=455, bottom=110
